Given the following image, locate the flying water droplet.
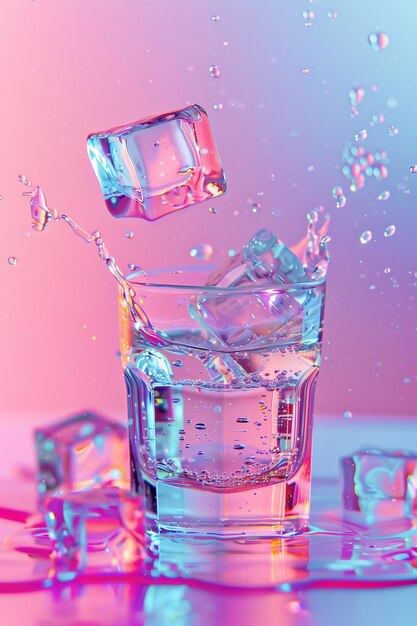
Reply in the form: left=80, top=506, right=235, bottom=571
left=355, top=130, right=367, bottom=142
left=368, top=32, right=390, bottom=51
left=349, top=86, right=365, bottom=107
left=251, top=203, right=261, bottom=213
left=343, top=411, right=352, bottom=419
left=388, top=126, right=399, bottom=137
left=190, top=244, right=213, bottom=260
left=301, top=68, right=310, bottom=76
left=360, top=230, right=372, bottom=244
left=332, top=186, right=344, bottom=199
left=228, top=248, right=237, bottom=257
left=211, top=15, right=220, bottom=21
left=18, top=174, right=31, bottom=186
left=213, top=103, right=224, bottom=111
left=8, top=256, right=18, bottom=266
left=377, top=191, right=390, bottom=200
left=336, top=195, right=346, bottom=208
left=384, top=224, right=396, bottom=237
left=209, top=65, right=221, bottom=78
left=409, top=165, right=417, bottom=174
left=125, top=231, right=134, bottom=239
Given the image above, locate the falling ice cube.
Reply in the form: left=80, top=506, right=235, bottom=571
left=341, top=448, right=417, bottom=520
left=87, top=104, right=226, bottom=221
left=45, top=486, right=145, bottom=574
left=35, top=411, right=129, bottom=505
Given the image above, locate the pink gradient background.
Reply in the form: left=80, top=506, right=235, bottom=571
left=0, top=0, right=416, bottom=421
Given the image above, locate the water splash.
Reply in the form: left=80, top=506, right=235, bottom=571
left=21, top=182, right=163, bottom=347
left=290, top=210, right=330, bottom=280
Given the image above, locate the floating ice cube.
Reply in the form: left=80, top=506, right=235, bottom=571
left=35, top=411, right=129, bottom=505
left=45, top=486, right=145, bottom=574
left=87, top=104, right=226, bottom=221
left=341, top=448, right=417, bottom=520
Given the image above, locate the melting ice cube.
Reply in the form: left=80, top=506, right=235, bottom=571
left=342, top=448, right=417, bottom=520
left=190, top=229, right=325, bottom=350
left=35, top=411, right=129, bottom=504
left=87, top=104, right=226, bottom=221
left=45, top=486, right=145, bottom=573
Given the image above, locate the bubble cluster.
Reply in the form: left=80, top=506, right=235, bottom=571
left=368, top=32, right=390, bottom=51
left=360, top=230, right=372, bottom=244
left=18, top=174, right=31, bottom=186
left=209, top=65, right=221, bottom=78
left=213, top=103, right=224, bottom=111
left=327, top=11, right=338, bottom=20
left=342, top=143, right=389, bottom=190
left=190, top=244, right=213, bottom=261
left=349, top=87, right=365, bottom=118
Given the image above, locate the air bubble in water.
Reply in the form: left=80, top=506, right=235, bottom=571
left=172, top=360, right=183, bottom=367
left=327, top=11, right=338, bottom=19
left=301, top=68, right=310, bottom=75
left=209, top=207, right=217, bottom=214
left=368, top=32, right=390, bottom=51
left=209, top=65, right=221, bottom=78
left=377, top=191, right=390, bottom=200
left=8, top=256, right=18, bottom=266
left=18, top=174, right=31, bottom=186
left=384, top=225, right=396, bottom=237
left=360, top=230, right=372, bottom=244
left=190, top=244, right=213, bottom=260
left=409, top=165, right=417, bottom=174
left=213, top=103, right=224, bottom=111
left=236, top=417, right=250, bottom=423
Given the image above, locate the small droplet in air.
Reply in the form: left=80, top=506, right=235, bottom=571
left=301, top=68, right=310, bottom=75
left=209, top=206, right=217, bottom=214
left=332, top=186, right=344, bottom=198
left=18, top=174, right=31, bottom=186
left=209, top=65, right=221, bottom=78
left=388, top=126, right=399, bottom=137
left=336, top=195, right=347, bottom=208
left=384, top=267, right=391, bottom=274
left=190, top=244, right=213, bottom=260
left=387, top=97, right=397, bottom=109
left=360, top=230, right=372, bottom=244
left=195, top=423, right=207, bottom=430
left=368, top=32, right=390, bottom=51
left=213, top=103, right=224, bottom=111
left=251, top=203, right=262, bottom=213
left=343, top=411, right=352, bottom=419
left=409, top=165, right=417, bottom=174
left=8, top=256, right=18, bottom=266
left=355, top=130, right=367, bottom=142
left=327, top=11, right=338, bottom=20
left=377, top=191, right=390, bottom=200
left=125, top=231, right=134, bottom=239
left=384, top=224, right=396, bottom=237
left=153, top=141, right=160, bottom=148
left=211, top=15, right=220, bottom=21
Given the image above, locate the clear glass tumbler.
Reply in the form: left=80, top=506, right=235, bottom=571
left=119, top=268, right=326, bottom=537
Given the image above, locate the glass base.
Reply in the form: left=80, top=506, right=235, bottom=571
left=142, top=478, right=310, bottom=538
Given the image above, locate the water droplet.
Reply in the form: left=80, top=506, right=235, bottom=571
left=332, top=186, right=344, bottom=198
left=384, top=224, right=396, bottom=237
left=236, top=417, right=250, bottom=423
left=349, top=87, right=365, bottom=107
left=327, top=11, right=338, bottom=19
left=343, top=411, right=352, bottom=419
left=214, top=405, right=222, bottom=413
left=368, top=32, right=390, bottom=51
left=409, top=165, right=417, bottom=174
left=18, top=174, right=31, bottom=186
left=8, top=256, right=18, bottom=266
left=403, top=377, right=411, bottom=384
left=228, top=248, right=237, bottom=257
left=377, top=191, right=390, bottom=200
left=355, top=130, right=367, bottom=142
left=233, top=444, right=246, bottom=450
left=336, top=195, right=346, bottom=208
left=213, top=103, right=224, bottom=111
left=190, top=244, right=213, bottom=260
left=388, top=126, right=399, bottom=137
left=195, top=423, right=206, bottom=430
left=172, top=360, right=183, bottom=367
left=387, top=97, right=397, bottom=109
left=125, top=231, right=134, bottom=239
left=209, top=65, right=221, bottom=78
left=211, top=15, right=220, bottom=21
left=209, top=206, right=217, bottom=214
left=360, top=230, right=372, bottom=244
left=384, top=267, right=391, bottom=274
left=301, top=68, right=310, bottom=75
left=251, top=203, right=261, bottom=213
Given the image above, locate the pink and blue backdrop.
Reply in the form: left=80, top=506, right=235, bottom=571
left=0, top=0, right=416, bottom=422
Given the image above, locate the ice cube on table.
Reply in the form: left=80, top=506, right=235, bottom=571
left=87, top=104, right=226, bottom=221
left=35, top=411, right=129, bottom=505
left=341, top=448, right=417, bottom=520
left=45, top=486, right=145, bottom=574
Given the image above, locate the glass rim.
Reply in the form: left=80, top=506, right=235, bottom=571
left=124, top=265, right=326, bottom=292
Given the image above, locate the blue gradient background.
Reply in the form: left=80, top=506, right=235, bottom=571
left=0, top=0, right=415, bottom=418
